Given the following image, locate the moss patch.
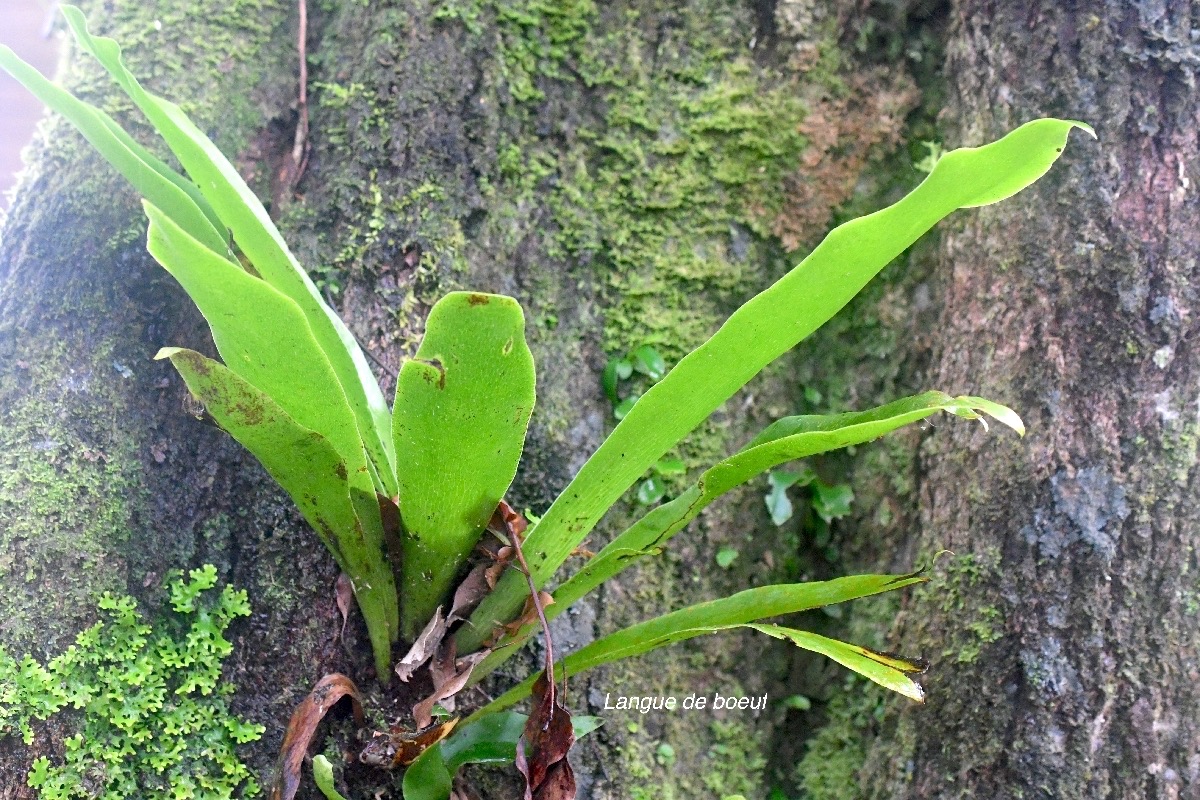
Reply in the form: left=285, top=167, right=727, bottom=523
left=0, top=566, right=263, bottom=799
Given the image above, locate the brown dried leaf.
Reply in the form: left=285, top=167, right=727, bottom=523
left=492, top=591, right=554, bottom=645
left=516, top=673, right=576, bottom=800
left=448, top=563, right=491, bottom=623
left=484, top=561, right=506, bottom=589
left=488, top=499, right=528, bottom=539
left=396, top=606, right=447, bottom=683
left=270, top=673, right=365, bottom=800
left=535, top=760, right=576, bottom=800
left=412, top=647, right=489, bottom=728
left=359, top=718, right=459, bottom=769
left=334, top=573, right=353, bottom=643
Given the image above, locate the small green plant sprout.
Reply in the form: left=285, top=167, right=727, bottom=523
left=0, top=566, right=263, bottom=799
left=604, top=344, right=667, bottom=419
left=1, top=7, right=1094, bottom=798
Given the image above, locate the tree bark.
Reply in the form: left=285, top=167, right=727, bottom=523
left=15, top=1, right=1182, bottom=799
left=806, top=3, right=1200, bottom=800
left=1, top=1, right=918, bottom=796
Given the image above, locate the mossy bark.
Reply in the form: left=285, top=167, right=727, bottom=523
left=802, top=3, right=1200, bottom=799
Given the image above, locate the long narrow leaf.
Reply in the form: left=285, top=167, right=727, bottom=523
left=61, top=6, right=396, bottom=494
left=0, top=45, right=228, bottom=254
left=464, top=119, right=1092, bottom=643
left=745, top=623, right=927, bottom=701
left=393, top=292, right=536, bottom=639
left=156, top=348, right=397, bottom=675
left=471, top=571, right=927, bottom=717
left=458, top=392, right=1019, bottom=655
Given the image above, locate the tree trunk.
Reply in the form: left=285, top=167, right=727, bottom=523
left=0, top=1, right=918, bottom=796
left=12, top=1, right=1183, bottom=799
left=801, top=3, right=1200, bottom=800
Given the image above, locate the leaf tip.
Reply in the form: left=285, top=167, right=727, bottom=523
left=949, top=396, right=1025, bottom=437
left=1067, top=119, right=1097, bottom=140
left=153, top=346, right=182, bottom=361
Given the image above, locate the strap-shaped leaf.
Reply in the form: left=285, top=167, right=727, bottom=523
left=144, top=202, right=366, bottom=476
left=459, top=392, right=1019, bottom=656
left=61, top=6, right=396, bottom=495
left=312, top=756, right=349, bottom=800
left=0, top=45, right=227, bottom=254
left=155, top=348, right=397, bottom=675
left=471, top=570, right=927, bottom=717
left=744, top=623, right=926, bottom=702
left=464, top=118, right=1093, bottom=645
left=393, top=292, right=536, bottom=638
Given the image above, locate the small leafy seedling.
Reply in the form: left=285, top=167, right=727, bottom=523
left=604, top=343, right=667, bottom=419
left=715, top=546, right=739, bottom=569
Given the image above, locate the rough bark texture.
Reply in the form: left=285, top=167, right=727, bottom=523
left=805, top=3, right=1200, bottom=800
left=13, top=1, right=1185, bottom=799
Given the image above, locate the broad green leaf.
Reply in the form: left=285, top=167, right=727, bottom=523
left=394, top=292, right=536, bottom=639
left=441, top=712, right=527, bottom=769
left=767, top=468, right=812, bottom=490
left=0, top=45, right=227, bottom=254
left=654, top=457, right=687, bottom=476
left=635, top=475, right=666, bottom=505
left=782, top=694, right=812, bottom=710
left=631, top=345, right=667, bottom=381
left=402, top=713, right=600, bottom=800
left=312, top=756, right=349, bottom=800
left=459, top=392, right=1019, bottom=654
left=61, top=6, right=396, bottom=495
left=401, top=746, right=452, bottom=800
left=155, top=348, right=397, bottom=675
left=470, top=570, right=927, bottom=717
left=144, top=203, right=366, bottom=475
left=463, top=119, right=1090, bottom=646
left=765, top=470, right=799, bottom=526
left=765, top=487, right=791, bottom=526
left=613, top=394, right=639, bottom=419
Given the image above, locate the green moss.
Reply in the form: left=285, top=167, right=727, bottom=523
left=0, top=332, right=147, bottom=655
left=923, top=551, right=1006, bottom=664
left=795, top=675, right=886, bottom=800
left=0, top=566, right=263, bottom=799
left=62, top=0, right=293, bottom=161
left=702, top=720, right=769, bottom=798
left=920, top=549, right=1006, bottom=664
